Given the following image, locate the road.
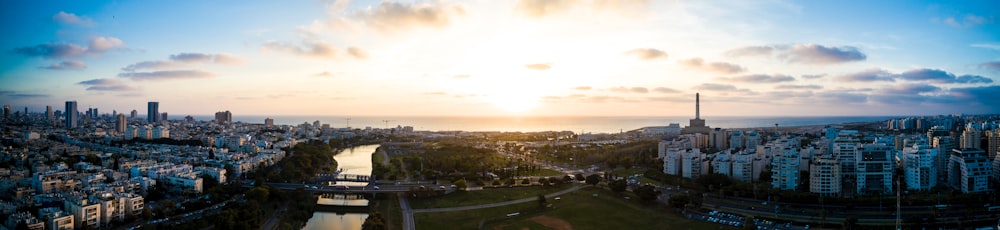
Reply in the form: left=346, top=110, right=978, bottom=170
left=412, top=184, right=584, bottom=213
left=400, top=197, right=415, bottom=230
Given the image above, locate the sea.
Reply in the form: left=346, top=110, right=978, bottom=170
left=187, top=115, right=897, bottom=133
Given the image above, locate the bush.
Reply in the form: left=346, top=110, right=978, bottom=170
left=521, top=178, right=531, bottom=185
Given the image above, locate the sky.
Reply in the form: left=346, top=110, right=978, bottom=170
left=1, top=0, right=999, bottom=117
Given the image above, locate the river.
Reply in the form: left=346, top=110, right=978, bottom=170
left=301, top=144, right=378, bottom=230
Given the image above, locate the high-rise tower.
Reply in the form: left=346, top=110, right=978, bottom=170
left=65, top=101, right=78, bottom=128
left=148, top=101, right=159, bottom=123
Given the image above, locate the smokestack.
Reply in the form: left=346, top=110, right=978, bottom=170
left=696, top=93, right=700, bottom=119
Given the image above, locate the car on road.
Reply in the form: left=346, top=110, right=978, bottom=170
left=373, top=186, right=380, bottom=190
left=334, top=185, right=348, bottom=190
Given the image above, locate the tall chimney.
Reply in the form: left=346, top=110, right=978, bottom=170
left=696, top=93, right=700, bottom=119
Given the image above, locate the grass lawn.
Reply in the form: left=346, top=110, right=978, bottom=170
left=415, top=186, right=724, bottom=230
left=522, top=168, right=565, bottom=177
left=611, top=168, right=666, bottom=187
left=415, top=202, right=537, bottom=229
left=409, top=185, right=570, bottom=209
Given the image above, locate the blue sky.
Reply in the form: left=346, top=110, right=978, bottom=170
left=1, top=0, right=998, bottom=116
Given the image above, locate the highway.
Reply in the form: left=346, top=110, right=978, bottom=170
left=261, top=182, right=451, bottom=193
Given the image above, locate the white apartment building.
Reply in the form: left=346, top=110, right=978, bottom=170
left=770, top=146, right=799, bottom=191
left=712, top=151, right=732, bottom=177
left=64, top=198, right=100, bottom=229
left=856, top=144, right=894, bottom=195
left=809, top=156, right=841, bottom=196
left=948, top=148, right=992, bottom=193
left=731, top=152, right=756, bottom=183
left=903, top=144, right=937, bottom=191
left=40, top=207, right=74, bottom=230
left=681, top=149, right=705, bottom=179
left=833, top=130, right=861, bottom=195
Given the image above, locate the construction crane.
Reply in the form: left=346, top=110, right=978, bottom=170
left=382, top=120, right=395, bottom=129
left=344, top=118, right=351, bottom=128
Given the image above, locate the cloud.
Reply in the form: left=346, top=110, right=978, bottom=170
left=948, top=85, right=1000, bottom=107
left=574, top=86, right=592, bottom=90
left=6, top=94, right=50, bottom=98
left=782, top=44, right=866, bottom=64
left=314, top=71, right=335, bottom=77
left=516, top=0, right=573, bottom=18
left=979, top=61, right=1000, bottom=71
left=212, top=53, right=244, bottom=64
left=122, top=61, right=178, bottom=71
left=775, top=84, right=822, bottom=90
left=169, top=52, right=244, bottom=64
left=514, top=0, right=649, bottom=18
left=525, top=63, right=551, bottom=70
left=12, top=43, right=87, bottom=59
left=609, top=86, right=648, bottom=94
left=836, top=68, right=896, bottom=82
left=53, top=11, right=95, bottom=27
left=897, top=68, right=993, bottom=84
left=347, top=46, right=369, bottom=59
left=12, top=36, right=126, bottom=59
left=678, top=58, right=746, bottom=74
left=39, top=60, right=86, bottom=70
left=453, top=74, right=471, bottom=79
left=726, top=44, right=866, bottom=65
left=801, top=74, right=826, bottom=79
left=971, top=43, right=1000, bottom=51
left=623, top=48, right=668, bottom=60
left=262, top=40, right=338, bottom=58
left=88, top=36, right=126, bottom=52
left=653, top=87, right=680, bottom=94
left=878, top=83, right=940, bottom=95
left=720, top=74, right=795, bottom=83
left=693, top=83, right=738, bottom=91
left=118, top=70, right=214, bottom=81
left=123, top=53, right=243, bottom=71
left=939, top=14, right=989, bottom=28
left=355, top=2, right=463, bottom=32
left=724, top=46, right=773, bottom=57
left=169, top=53, right=214, bottom=62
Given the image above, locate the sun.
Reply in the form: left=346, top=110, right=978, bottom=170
left=488, top=92, right=539, bottom=113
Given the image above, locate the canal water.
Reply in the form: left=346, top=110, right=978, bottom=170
left=301, top=144, right=378, bottom=230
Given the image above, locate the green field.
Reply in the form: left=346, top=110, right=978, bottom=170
left=409, top=185, right=570, bottom=209
left=522, top=168, right=565, bottom=177
left=415, top=187, right=723, bottom=230
left=611, top=168, right=666, bottom=187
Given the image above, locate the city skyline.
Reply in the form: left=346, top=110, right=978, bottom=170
left=2, top=1, right=999, bottom=116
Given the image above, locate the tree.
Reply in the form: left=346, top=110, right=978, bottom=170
left=246, top=186, right=270, bottom=203
left=575, top=174, right=585, bottom=181
left=843, top=215, right=858, bottom=230
left=609, top=179, right=628, bottom=193
left=634, top=185, right=660, bottom=204
left=454, top=179, right=468, bottom=190
left=549, top=177, right=563, bottom=186
left=668, top=194, right=690, bottom=209
left=538, top=177, right=549, bottom=186
left=491, top=180, right=501, bottom=186
left=563, top=175, right=573, bottom=182
left=537, top=194, right=547, bottom=208
left=521, top=178, right=531, bottom=185
left=585, top=174, right=600, bottom=186
left=742, top=216, right=757, bottom=230
left=362, top=212, right=387, bottom=230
